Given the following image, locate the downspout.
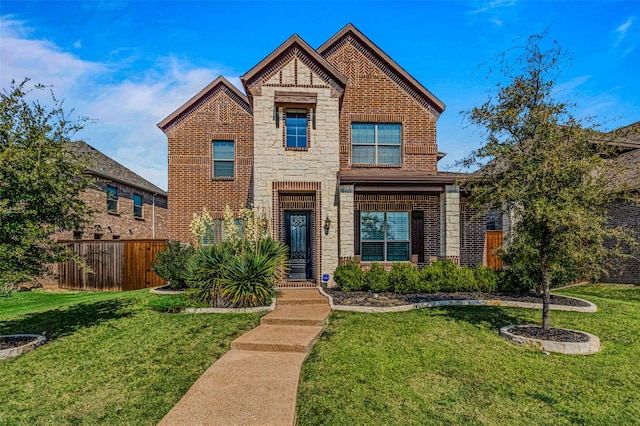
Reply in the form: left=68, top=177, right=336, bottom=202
left=152, top=193, right=157, bottom=239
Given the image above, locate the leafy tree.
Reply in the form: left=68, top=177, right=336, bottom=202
left=0, top=79, right=93, bottom=292
left=461, top=34, right=638, bottom=330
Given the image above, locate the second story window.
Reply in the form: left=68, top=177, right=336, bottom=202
left=352, top=123, right=401, bottom=165
left=285, top=109, right=308, bottom=149
left=133, top=193, right=143, bottom=218
left=106, top=185, right=118, bottom=213
left=213, top=141, right=234, bottom=178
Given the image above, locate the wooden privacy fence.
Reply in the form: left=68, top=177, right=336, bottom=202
left=485, top=230, right=504, bottom=270
left=58, top=239, right=167, bottom=291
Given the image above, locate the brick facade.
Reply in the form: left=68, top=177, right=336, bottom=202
left=54, top=142, right=168, bottom=242
left=605, top=200, right=640, bottom=284
left=162, top=78, right=254, bottom=243
left=159, top=24, right=488, bottom=285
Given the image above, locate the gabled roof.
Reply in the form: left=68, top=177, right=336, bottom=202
left=609, top=148, right=640, bottom=191
left=157, top=76, right=250, bottom=132
left=241, top=34, right=348, bottom=95
left=317, top=23, right=446, bottom=116
left=68, top=141, right=167, bottom=196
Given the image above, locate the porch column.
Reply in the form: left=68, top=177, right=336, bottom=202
left=338, top=185, right=355, bottom=258
left=440, top=185, right=460, bottom=261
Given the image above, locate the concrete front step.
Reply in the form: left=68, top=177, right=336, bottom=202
left=276, top=289, right=327, bottom=306
left=261, top=304, right=331, bottom=327
left=231, top=324, right=324, bottom=353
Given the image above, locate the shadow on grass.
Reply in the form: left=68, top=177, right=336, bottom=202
left=0, top=298, right=135, bottom=340
left=438, top=305, right=533, bottom=330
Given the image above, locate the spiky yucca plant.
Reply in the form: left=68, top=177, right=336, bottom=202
left=185, top=242, right=234, bottom=306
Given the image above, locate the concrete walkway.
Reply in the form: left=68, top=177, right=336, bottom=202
left=158, top=288, right=330, bottom=426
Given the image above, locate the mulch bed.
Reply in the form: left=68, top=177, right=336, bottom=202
left=508, top=326, right=590, bottom=342
left=325, top=289, right=591, bottom=308
left=0, top=335, right=39, bottom=350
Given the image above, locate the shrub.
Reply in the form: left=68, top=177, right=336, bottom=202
left=219, top=239, right=287, bottom=308
left=334, top=260, right=364, bottom=292
left=151, top=241, right=195, bottom=289
left=419, top=264, right=442, bottom=293
left=220, top=251, right=278, bottom=307
left=363, top=262, right=389, bottom=293
left=473, top=265, right=499, bottom=293
left=431, top=260, right=460, bottom=292
left=499, top=262, right=537, bottom=292
left=388, top=263, right=421, bottom=294
left=185, top=242, right=234, bottom=306
left=455, top=266, right=478, bottom=292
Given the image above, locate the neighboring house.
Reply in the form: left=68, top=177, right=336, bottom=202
left=604, top=123, right=640, bottom=284
left=158, top=24, right=489, bottom=285
left=54, top=141, right=168, bottom=241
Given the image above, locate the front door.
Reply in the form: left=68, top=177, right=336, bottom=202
left=285, top=211, right=312, bottom=279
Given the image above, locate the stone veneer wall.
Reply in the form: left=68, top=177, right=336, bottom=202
left=252, top=68, right=341, bottom=282
left=440, top=185, right=460, bottom=262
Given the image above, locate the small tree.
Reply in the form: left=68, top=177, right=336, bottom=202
left=462, top=34, right=637, bottom=330
left=0, top=79, right=93, bottom=292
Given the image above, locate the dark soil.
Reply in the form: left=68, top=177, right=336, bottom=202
left=326, top=289, right=591, bottom=308
left=508, top=326, right=590, bottom=342
left=0, top=335, right=39, bottom=350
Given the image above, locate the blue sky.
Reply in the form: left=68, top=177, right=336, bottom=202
left=1, top=1, right=638, bottom=191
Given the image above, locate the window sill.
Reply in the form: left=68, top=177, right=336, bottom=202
left=285, top=147, right=309, bottom=151
left=107, top=211, right=120, bottom=216
left=134, top=217, right=145, bottom=221
left=352, top=163, right=402, bottom=168
left=212, top=177, right=234, bottom=181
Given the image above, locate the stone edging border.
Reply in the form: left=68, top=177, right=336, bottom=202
left=0, top=334, right=47, bottom=360
left=317, top=287, right=597, bottom=313
left=149, top=285, right=187, bottom=295
left=181, top=298, right=277, bottom=314
left=500, top=325, right=601, bottom=354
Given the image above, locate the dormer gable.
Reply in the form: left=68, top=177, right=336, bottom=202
left=318, top=23, right=445, bottom=117
left=157, top=76, right=251, bottom=132
left=241, top=34, right=348, bottom=102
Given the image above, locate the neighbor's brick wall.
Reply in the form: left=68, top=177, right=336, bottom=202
left=165, top=85, right=254, bottom=243
left=322, top=36, right=439, bottom=172
left=53, top=182, right=168, bottom=241
left=604, top=200, right=640, bottom=284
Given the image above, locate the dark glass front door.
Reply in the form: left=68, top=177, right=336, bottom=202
left=285, top=211, right=312, bottom=279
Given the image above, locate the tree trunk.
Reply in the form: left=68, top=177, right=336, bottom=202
left=541, top=267, right=551, bottom=330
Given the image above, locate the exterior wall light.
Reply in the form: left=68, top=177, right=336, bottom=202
left=324, top=215, right=331, bottom=235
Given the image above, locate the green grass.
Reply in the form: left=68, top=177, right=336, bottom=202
left=297, top=284, right=640, bottom=425
left=0, top=289, right=261, bottom=425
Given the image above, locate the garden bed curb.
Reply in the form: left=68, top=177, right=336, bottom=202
left=500, top=325, right=601, bottom=354
left=0, top=334, right=47, bottom=360
left=150, top=285, right=186, bottom=295
left=182, top=298, right=276, bottom=314
left=317, top=287, right=596, bottom=313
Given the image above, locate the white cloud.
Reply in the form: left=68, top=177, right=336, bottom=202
left=491, top=18, right=503, bottom=27
left=613, top=16, right=637, bottom=56
left=469, top=0, right=516, bottom=15
left=0, top=16, right=238, bottom=191
left=616, top=17, right=634, bottom=44
left=553, top=75, right=592, bottom=96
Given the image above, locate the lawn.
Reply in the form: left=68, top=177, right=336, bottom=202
left=297, top=284, right=640, bottom=425
left=0, top=289, right=261, bottom=425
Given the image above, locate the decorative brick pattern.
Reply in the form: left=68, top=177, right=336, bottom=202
left=166, top=83, right=254, bottom=243
left=323, top=36, right=439, bottom=172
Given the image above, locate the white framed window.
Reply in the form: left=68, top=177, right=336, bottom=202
left=352, top=123, right=401, bottom=165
